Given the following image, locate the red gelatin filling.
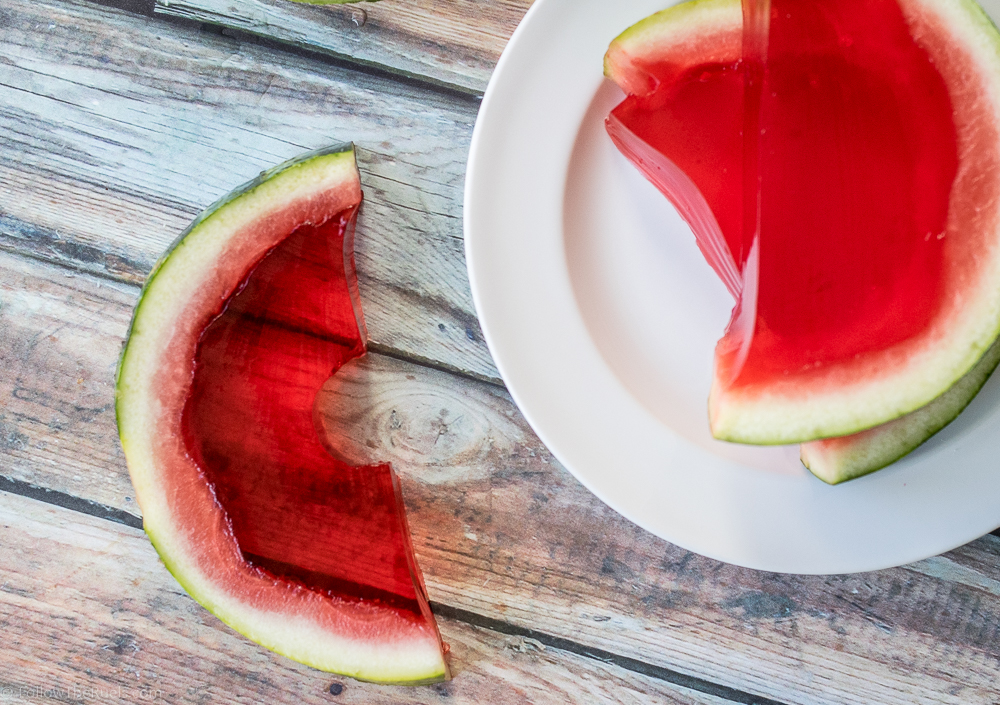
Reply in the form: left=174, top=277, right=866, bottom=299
left=182, top=205, right=433, bottom=621
left=608, top=62, right=746, bottom=297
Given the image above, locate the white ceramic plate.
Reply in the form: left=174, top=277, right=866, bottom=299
left=464, top=0, right=1000, bottom=574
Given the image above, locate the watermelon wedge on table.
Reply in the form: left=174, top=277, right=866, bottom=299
left=604, top=0, right=1000, bottom=482
left=116, top=144, right=449, bottom=682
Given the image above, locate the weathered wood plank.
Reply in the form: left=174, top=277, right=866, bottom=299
left=0, top=490, right=731, bottom=705
left=6, top=2, right=1000, bottom=701
left=0, top=0, right=498, bottom=382
left=0, top=252, right=136, bottom=509
left=153, top=0, right=531, bottom=95
left=322, top=357, right=1000, bottom=705
left=6, top=247, right=1000, bottom=704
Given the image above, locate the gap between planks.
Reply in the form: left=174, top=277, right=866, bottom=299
left=0, top=231, right=500, bottom=390
left=0, top=488, right=732, bottom=705
left=0, top=478, right=785, bottom=705
left=89, top=0, right=491, bottom=101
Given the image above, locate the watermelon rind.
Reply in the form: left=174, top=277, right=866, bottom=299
left=604, top=0, right=741, bottom=97
left=606, top=0, right=1000, bottom=456
left=801, top=336, right=1000, bottom=484
left=116, top=144, right=449, bottom=684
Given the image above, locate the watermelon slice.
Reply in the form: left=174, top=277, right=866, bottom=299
left=802, top=335, right=1000, bottom=483
left=116, top=144, right=449, bottom=683
left=605, top=0, right=1000, bottom=479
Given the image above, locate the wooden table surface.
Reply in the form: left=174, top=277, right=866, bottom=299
left=4, top=0, right=1000, bottom=702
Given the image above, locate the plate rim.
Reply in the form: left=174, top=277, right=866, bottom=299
left=463, top=0, right=1000, bottom=574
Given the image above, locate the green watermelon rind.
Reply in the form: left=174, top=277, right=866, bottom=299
left=115, top=144, right=449, bottom=685
left=604, top=0, right=741, bottom=96
left=605, top=0, right=734, bottom=59
left=801, top=336, right=1000, bottom=484
left=116, top=144, right=351, bottom=381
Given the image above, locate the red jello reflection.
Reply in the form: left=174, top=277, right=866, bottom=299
left=608, top=0, right=958, bottom=385
left=182, top=205, right=431, bottom=618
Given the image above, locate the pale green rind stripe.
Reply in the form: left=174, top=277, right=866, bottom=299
left=604, top=0, right=740, bottom=80
left=802, top=336, right=1000, bottom=484
left=147, top=527, right=447, bottom=684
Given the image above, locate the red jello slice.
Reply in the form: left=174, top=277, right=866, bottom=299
left=183, top=206, right=434, bottom=619
left=607, top=0, right=975, bottom=444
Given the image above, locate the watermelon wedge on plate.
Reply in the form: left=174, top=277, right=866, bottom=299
left=604, top=0, right=1000, bottom=481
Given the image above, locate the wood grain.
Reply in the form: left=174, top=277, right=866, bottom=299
left=6, top=247, right=1000, bottom=704
left=7, top=1, right=1000, bottom=703
left=0, top=490, right=731, bottom=705
left=153, top=0, right=532, bottom=94
left=321, top=357, right=1000, bottom=705
left=0, top=0, right=498, bottom=382
left=0, top=252, right=133, bottom=510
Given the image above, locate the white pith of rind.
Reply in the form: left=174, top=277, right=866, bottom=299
left=801, top=335, right=1000, bottom=484
left=610, top=0, right=1000, bottom=446
left=611, top=0, right=739, bottom=54
left=116, top=147, right=447, bottom=683
left=708, top=0, right=1000, bottom=444
left=604, top=0, right=742, bottom=95
left=149, top=526, right=445, bottom=683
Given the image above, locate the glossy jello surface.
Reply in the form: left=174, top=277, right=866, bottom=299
left=182, top=207, right=428, bottom=616
left=609, top=0, right=959, bottom=384
left=608, top=62, right=746, bottom=295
